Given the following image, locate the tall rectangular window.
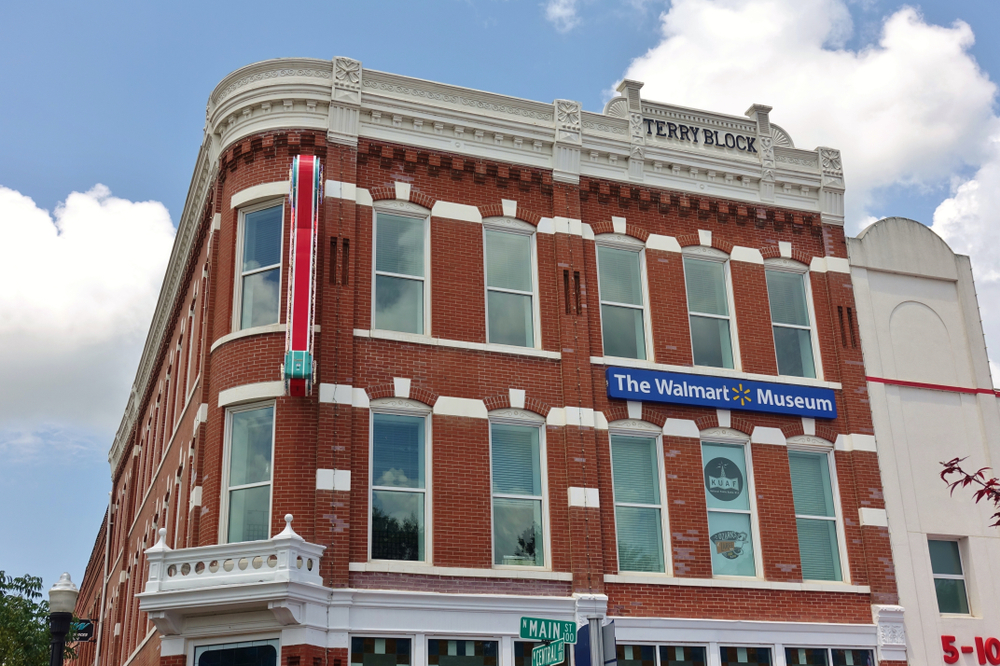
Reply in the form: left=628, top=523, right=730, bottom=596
left=702, top=442, right=757, bottom=577
left=611, top=434, right=664, bottom=573
left=929, top=539, right=970, bottom=614
left=766, top=270, right=816, bottom=378
left=789, top=451, right=843, bottom=581
left=375, top=214, right=426, bottom=334
left=485, top=229, right=534, bottom=347
left=598, top=245, right=646, bottom=359
left=238, top=205, right=283, bottom=329
left=371, top=413, right=426, bottom=561
left=491, top=423, right=544, bottom=566
left=226, top=404, right=274, bottom=543
left=684, top=257, right=734, bottom=369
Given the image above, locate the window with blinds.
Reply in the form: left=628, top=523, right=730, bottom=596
left=375, top=213, right=426, bottom=334
left=611, top=434, right=665, bottom=572
left=788, top=451, right=842, bottom=581
left=371, top=413, right=426, bottom=561
left=598, top=245, right=647, bottom=359
left=485, top=229, right=534, bottom=347
left=929, top=539, right=970, bottom=614
left=238, top=204, right=283, bottom=330
left=684, top=257, right=734, bottom=369
left=766, top=270, right=816, bottom=378
left=491, top=423, right=544, bottom=566
left=226, top=404, right=274, bottom=543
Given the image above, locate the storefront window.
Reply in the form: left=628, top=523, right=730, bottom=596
left=659, top=646, right=706, bottom=666
left=351, top=638, right=411, bottom=666
left=428, top=640, right=497, bottom=666
left=719, top=647, right=771, bottom=665
left=196, top=640, right=279, bottom=666
left=616, top=645, right=655, bottom=666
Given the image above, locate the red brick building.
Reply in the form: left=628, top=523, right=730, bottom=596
left=72, top=57, right=908, bottom=666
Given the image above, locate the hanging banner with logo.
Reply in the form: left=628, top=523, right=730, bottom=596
left=606, top=367, right=837, bottom=419
left=284, top=155, right=322, bottom=397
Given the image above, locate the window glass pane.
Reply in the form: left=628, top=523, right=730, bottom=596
left=935, top=578, right=970, bottom=614
left=797, top=518, right=842, bottom=581
left=428, top=640, right=498, bottom=666
left=599, top=246, right=643, bottom=305
left=788, top=452, right=835, bottom=517
left=487, top=291, right=533, bottom=347
left=831, top=650, right=874, bottom=666
left=228, top=485, right=270, bottom=542
left=486, top=230, right=532, bottom=292
left=611, top=436, right=659, bottom=504
left=773, top=326, right=815, bottom=378
left=660, top=646, right=707, bottom=666
left=685, top=258, right=729, bottom=316
left=197, top=640, right=279, bottom=666
left=720, top=647, right=771, bottom=665
left=372, top=490, right=424, bottom=560
left=702, top=443, right=750, bottom=511
left=243, top=206, right=282, bottom=271
left=376, top=215, right=424, bottom=276
left=784, top=648, right=828, bottom=665
left=616, top=645, right=656, bottom=666
left=351, top=638, right=411, bottom=666
left=766, top=271, right=810, bottom=326
left=373, top=414, right=425, bottom=488
left=707, top=511, right=756, bottom=576
left=229, top=406, right=274, bottom=486
left=929, top=540, right=964, bottom=575
left=492, top=425, right=541, bottom=495
left=601, top=304, right=646, bottom=359
left=616, top=506, right=664, bottom=572
left=241, top=268, right=280, bottom=329
left=493, top=497, right=543, bottom=566
left=375, top=275, right=423, bottom=334
left=515, top=643, right=568, bottom=666
left=690, top=315, right=734, bottom=369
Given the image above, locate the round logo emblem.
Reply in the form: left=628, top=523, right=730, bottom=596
left=704, top=457, right=744, bottom=501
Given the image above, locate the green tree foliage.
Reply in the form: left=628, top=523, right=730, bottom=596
left=0, top=572, right=76, bottom=666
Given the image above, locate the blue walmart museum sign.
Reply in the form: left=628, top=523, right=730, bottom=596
left=606, top=367, right=837, bottom=419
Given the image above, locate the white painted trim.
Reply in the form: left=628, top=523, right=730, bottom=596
left=354, top=328, right=561, bottom=359
left=809, top=256, right=852, bottom=274
left=231, top=181, right=289, bottom=209
left=645, top=234, right=682, bottom=253
left=509, top=389, right=526, bottom=409
left=211, top=213, right=221, bottom=231
left=835, top=433, right=878, bottom=452
left=663, top=418, right=700, bottom=439
left=348, top=561, right=573, bottom=580
left=210, top=322, right=285, bottom=353
left=779, top=241, right=793, bottom=258
left=612, top=216, right=627, bottom=234
left=698, top=229, right=712, bottom=247
left=433, top=396, right=489, bottom=419
left=317, top=469, right=351, bottom=491
left=319, top=383, right=354, bottom=405
left=731, top=246, right=765, bottom=264
left=218, top=381, right=285, bottom=408
left=189, top=486, right=202, bottom=509
left=501, top=199, right=517, bottom=217
left=716, top=409, right=731, bottom=428
left=393, top=377, right=412, bottom=399
left=568, top=487, right=600, bottom=508
left=627, top=401, right=643, bottom=419
left=750, top=426, right=787, bottom=446
left=432, top=201, right=482, bottom=223
left=612, top=615, right=877, bottom=648
left=592, top=355, right=842, bottom=390
left=802, top=417, right=816, bottom=436
left=859, top=507, right=888, bottom=527
left=394, top=181, right=411, bottom=201
left=604, top=573, right=871, bottom=593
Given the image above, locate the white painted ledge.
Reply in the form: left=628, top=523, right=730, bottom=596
left=354, top=328, right=561, bottom=360
left=211, top=323, right=285, bottom=353
left=349, top=562, right=573, bottom=581
left=218, top=381, right=285, bottom=408
left=591, top=356, right=842, bottom=390
left=433, top=396, right=489, bottom=419
left=231, top=181, right=289, bottom=209
left=604, top=573, right=870, bottom=594
left=859, top=507, right=888, bottom=527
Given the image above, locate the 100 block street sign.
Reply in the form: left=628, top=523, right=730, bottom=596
left=532, top=641, right=564, bottom=666
left=520, top=617, right=577, bottom=644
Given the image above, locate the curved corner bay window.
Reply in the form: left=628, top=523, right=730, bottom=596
left=351, top=638, right=411, bottom=666
left=239, top=205, right=282, bottom=329
left=428, top=640, right=498, bottom=666
left=375, top=214, right=426, bottom=334
left=929, top=539, right=970, bottom=614
left=598, top=245, right=646, bottom=359
left=491, top=423, right=544, bottom=566
left=227, top=405, right=274, bottom=543
left=371, top=413, right=426, bottom=561
left=789, top=451, right=842, bottom=581
left=611, top=435, right=664, bottom=572
left=766, top=270, right=816, bottom=378
left=660, top=646, right=706, bottom=666
left=485, top=229, right=535, bottom=347
left=196, top=640, right=279, bottom=666
left=702, top=442, right=756, bottom=576
left=720, top=647, right=771, bottom=666
left=684, top=257, right=734, bottom=369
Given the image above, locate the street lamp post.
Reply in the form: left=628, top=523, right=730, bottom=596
left=49, top=573, right=79, bottom=666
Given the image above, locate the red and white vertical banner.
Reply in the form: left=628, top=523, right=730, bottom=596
left=284, top=155, right=322, bottom=396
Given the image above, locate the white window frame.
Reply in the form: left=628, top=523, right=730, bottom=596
left=763, top=259, right=824, bottom=380
left=786, top=437, right=850, bottom=583
left=928, top=537, right=971, bottom=615
left=488, top=408, right=550, bottom=570
left=700, top=429, right=764, bottom=579
left=371, top=203, right=432, bottom=336
left=595, top=233, right=654, bottom=361
left=219, top=401, right=276, bottom=544
left=681, top=246, right=742, bottom=371
left=608, top=421, right=672, bottom=575
left=368, top=398, right=433, bottom=563
left=232, top=200, right=285, bottom=332
left=482, top=218, right=541, bottom=349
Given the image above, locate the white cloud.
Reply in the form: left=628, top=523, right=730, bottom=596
left=545, top=0, right=581, bottom=32
left=617, top=0, right=997, bottom=231
left=0, top=185, right=174, bottom=455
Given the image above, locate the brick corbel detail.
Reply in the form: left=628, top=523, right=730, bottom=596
left=478, top=204, right=542, bottom=226
left=590, top=221, right=649, bottom=242
left=365, top=384, right=439, bottom=407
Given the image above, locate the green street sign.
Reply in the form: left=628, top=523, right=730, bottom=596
left=532, top=641, right=565, bottom=666
left=520, top=617, right=577, bottom=644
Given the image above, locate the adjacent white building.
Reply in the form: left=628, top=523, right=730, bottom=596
left=849, top=217, right=1000, bottom=665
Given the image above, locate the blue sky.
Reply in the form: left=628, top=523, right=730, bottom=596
left=2, top=0, right=999, bottom=594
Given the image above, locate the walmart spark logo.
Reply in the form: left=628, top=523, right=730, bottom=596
left=731, top=383, right=752, bottom=406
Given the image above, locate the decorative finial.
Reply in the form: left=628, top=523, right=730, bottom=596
left=275, top=514, right=300, bottom=540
